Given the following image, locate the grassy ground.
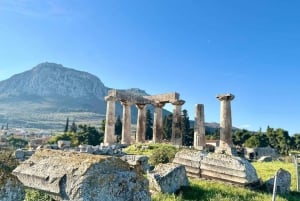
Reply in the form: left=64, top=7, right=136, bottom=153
left=152, top=160, right=300, bottom=201
left=127, top=143, right=300, bottom=201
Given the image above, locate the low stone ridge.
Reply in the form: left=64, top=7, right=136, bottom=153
left=266, top=168, right=291, bottom=194
left=148, top=163, right=189, bottom=193
left=13, top=149, right=150, bottom=201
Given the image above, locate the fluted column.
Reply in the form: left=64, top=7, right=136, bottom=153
left=152, top=102, right=165, bottom=143
left=136, top=103, right=147, bottom=143
left=121, top=100, right=132, bottom=145
left=216, top=93, right=236, bottom=155
left=104, top=96, right=116, bottom=145
left=194, top=104, right=206, bottom=150
left=171, top=100, right=185, bottom=145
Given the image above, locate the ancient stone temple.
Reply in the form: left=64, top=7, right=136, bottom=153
left=103, top=89, right=185, bottom=145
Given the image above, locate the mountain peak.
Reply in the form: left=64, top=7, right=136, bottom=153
left=0, top=62, right=108, bottom=99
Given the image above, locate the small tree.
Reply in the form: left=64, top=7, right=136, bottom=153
left=162, top=114, right=172, bottom=141
left=64, top=117, right=69, bottom=133
left=115, top=115, right=122, bottom=142
left=145, top=109, right=153, bottom=140
left=70, top=120, right=77, bottom=133
left=182, top=109, right=193, bottom=146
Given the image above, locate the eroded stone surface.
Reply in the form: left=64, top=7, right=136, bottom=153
left=173, top=149, right=207, bottom=178
left=201, top=153, right=259, bottom=185
left=173, top=150, right=259, bottom=186
left=0, top=172, right=25, bottom=201
left=266, top=168, right=291, bottom=194
left=13, top=149, right=150, bottom=201
left=121, top=155, right=149, bottom=173
left=148, top=163, right=189, bottom=193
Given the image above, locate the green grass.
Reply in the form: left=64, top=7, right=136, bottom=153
left=150, top=150, right=300, bottom=201
left=123, top=143, right=178, bottom=156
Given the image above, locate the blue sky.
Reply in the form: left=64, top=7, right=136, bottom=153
left=0, top=0, right=300, bottom=134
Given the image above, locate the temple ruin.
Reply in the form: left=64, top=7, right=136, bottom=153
left=173, top=93, right=259, bottom=186
left=104, top=89, right=185, bottom=145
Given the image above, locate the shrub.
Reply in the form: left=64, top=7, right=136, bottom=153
left=149, top=145, right=177, bottom=166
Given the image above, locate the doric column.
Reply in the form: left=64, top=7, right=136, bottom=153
left=152, top=102, right=165, bottom=143
left=216, top=93, right=235, bottom=155
left=121, top=100, right=132, bottom=145
left=194, top=104, right=206, bottom=150
left=104, top=96, right=116, bottom=145
left=171, top=100, right=185, bottom=145
left=136, top=103, right=147, bottom=143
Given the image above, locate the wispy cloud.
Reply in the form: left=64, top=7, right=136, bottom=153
left=238, top=124, right=252, bottom=129
left=0, top=0, right=68, bottom=18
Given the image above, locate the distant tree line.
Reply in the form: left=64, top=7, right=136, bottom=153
left=48, top=118, right=104, bottom=146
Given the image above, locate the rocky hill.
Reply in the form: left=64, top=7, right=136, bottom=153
left=0, top=62, right=161, bottom=130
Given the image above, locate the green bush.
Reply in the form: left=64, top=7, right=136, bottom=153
left=149, top=145, right=177, bottom=166
left=24, top=189, right=53, bottom=201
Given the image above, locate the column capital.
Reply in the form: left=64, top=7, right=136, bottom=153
left=105, top=96, right=117, bottom=102
left=171, top=100, right=185, bottom=106
left=216, top=93, right=235, bottom=101
left=120, top=100, right=132, bottom=106
left=136, top=103, right=147, bottom=110
left=153, top=101, right=165, bottom=108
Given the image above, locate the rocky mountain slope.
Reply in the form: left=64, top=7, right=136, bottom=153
left=0, top=62, right=152, bottom=130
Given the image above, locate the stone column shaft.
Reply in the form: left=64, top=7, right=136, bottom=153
left=194, top=104, right=206, bottom=149
left=153, top=102, right=165, bottom=143
left=121, top=101, right=132, bottom=145
left=171, top=100, right=185, bottom=145
left=136, top=104, right=146, bottom=143
left=216, top=93, right=235, bottom=155
left=104, top=96, right=116, bottom=145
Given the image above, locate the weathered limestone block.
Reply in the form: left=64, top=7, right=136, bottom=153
left=0, top=150, right=25, bottom=201
left=121, top=155, right=149, bottom=173
left=172, top=149, right=207, bottom=178
left=0, top=172, right=25, bottom=201
left=148, top=163, right=189, bottom=193
left=266, top=168, right=291, bottom=194
left=201, top=153, right=259, bottom=185
left=13, top=149, right=150, bottom=201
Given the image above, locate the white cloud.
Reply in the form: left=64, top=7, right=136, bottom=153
left=238, top=124, right=251, bottom=129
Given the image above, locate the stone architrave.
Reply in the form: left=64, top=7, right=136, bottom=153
left=121, top=100, right=132, bottom=145
left=136, top=103, right=147, bottom=143
left=153, top=102, right=165, bottom=143
left=216, top=93, right=235, bottom=155
left=104, top=96, right=116, bottom=145
left=171, top=100, right=185, bottom=145
left=194, top=104, right=206, bottom=150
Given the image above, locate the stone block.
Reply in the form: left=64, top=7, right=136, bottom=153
left=148, top=163, right=189, bottom=193
left=266, top=168, right=291, bottom=194
left=13, top=149, right=150, bottom=201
